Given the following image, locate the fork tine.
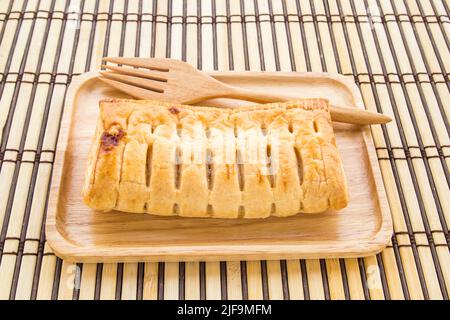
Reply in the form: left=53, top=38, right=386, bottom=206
left=101, top=65, right=168, bottom=82
left=102, top=57, right=170, bottom=72
left=100, top=71, right=164, bottom=93
left=99, top=77, right=164, bottom=100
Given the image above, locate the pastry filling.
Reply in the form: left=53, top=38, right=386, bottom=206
left=169, top=106, right=180, bottom=114
left=100, top=129, right=125, bottom=151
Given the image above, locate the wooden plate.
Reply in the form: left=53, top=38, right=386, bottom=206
left=46, top=71, right=392, bottom=262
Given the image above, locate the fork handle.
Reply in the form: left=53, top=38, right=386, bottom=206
left=221, top=86, right=391, bottom=125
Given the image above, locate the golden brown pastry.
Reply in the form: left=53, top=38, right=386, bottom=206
left=82, top=98, right=348, bottom=218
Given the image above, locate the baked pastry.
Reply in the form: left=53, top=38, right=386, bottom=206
left=82, top=98, right=348, bottom=218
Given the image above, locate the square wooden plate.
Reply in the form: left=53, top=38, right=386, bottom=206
left=46, top=71, right=392, bottom=262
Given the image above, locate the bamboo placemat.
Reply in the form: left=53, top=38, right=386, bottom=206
left=0, top=0, right=448, bottom=300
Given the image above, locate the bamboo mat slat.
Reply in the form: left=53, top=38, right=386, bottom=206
left=0, top=0, right=448, bottom=300
left=143, top=262, right=158, bottom=300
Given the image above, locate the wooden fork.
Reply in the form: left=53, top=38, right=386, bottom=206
left=99, top=57, right=391, bottom=125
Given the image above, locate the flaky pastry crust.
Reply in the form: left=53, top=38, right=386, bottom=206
left=82, top=98, right=348, bottom=218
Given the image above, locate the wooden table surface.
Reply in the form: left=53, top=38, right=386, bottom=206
left=0, top=0, right=448, bottom=300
